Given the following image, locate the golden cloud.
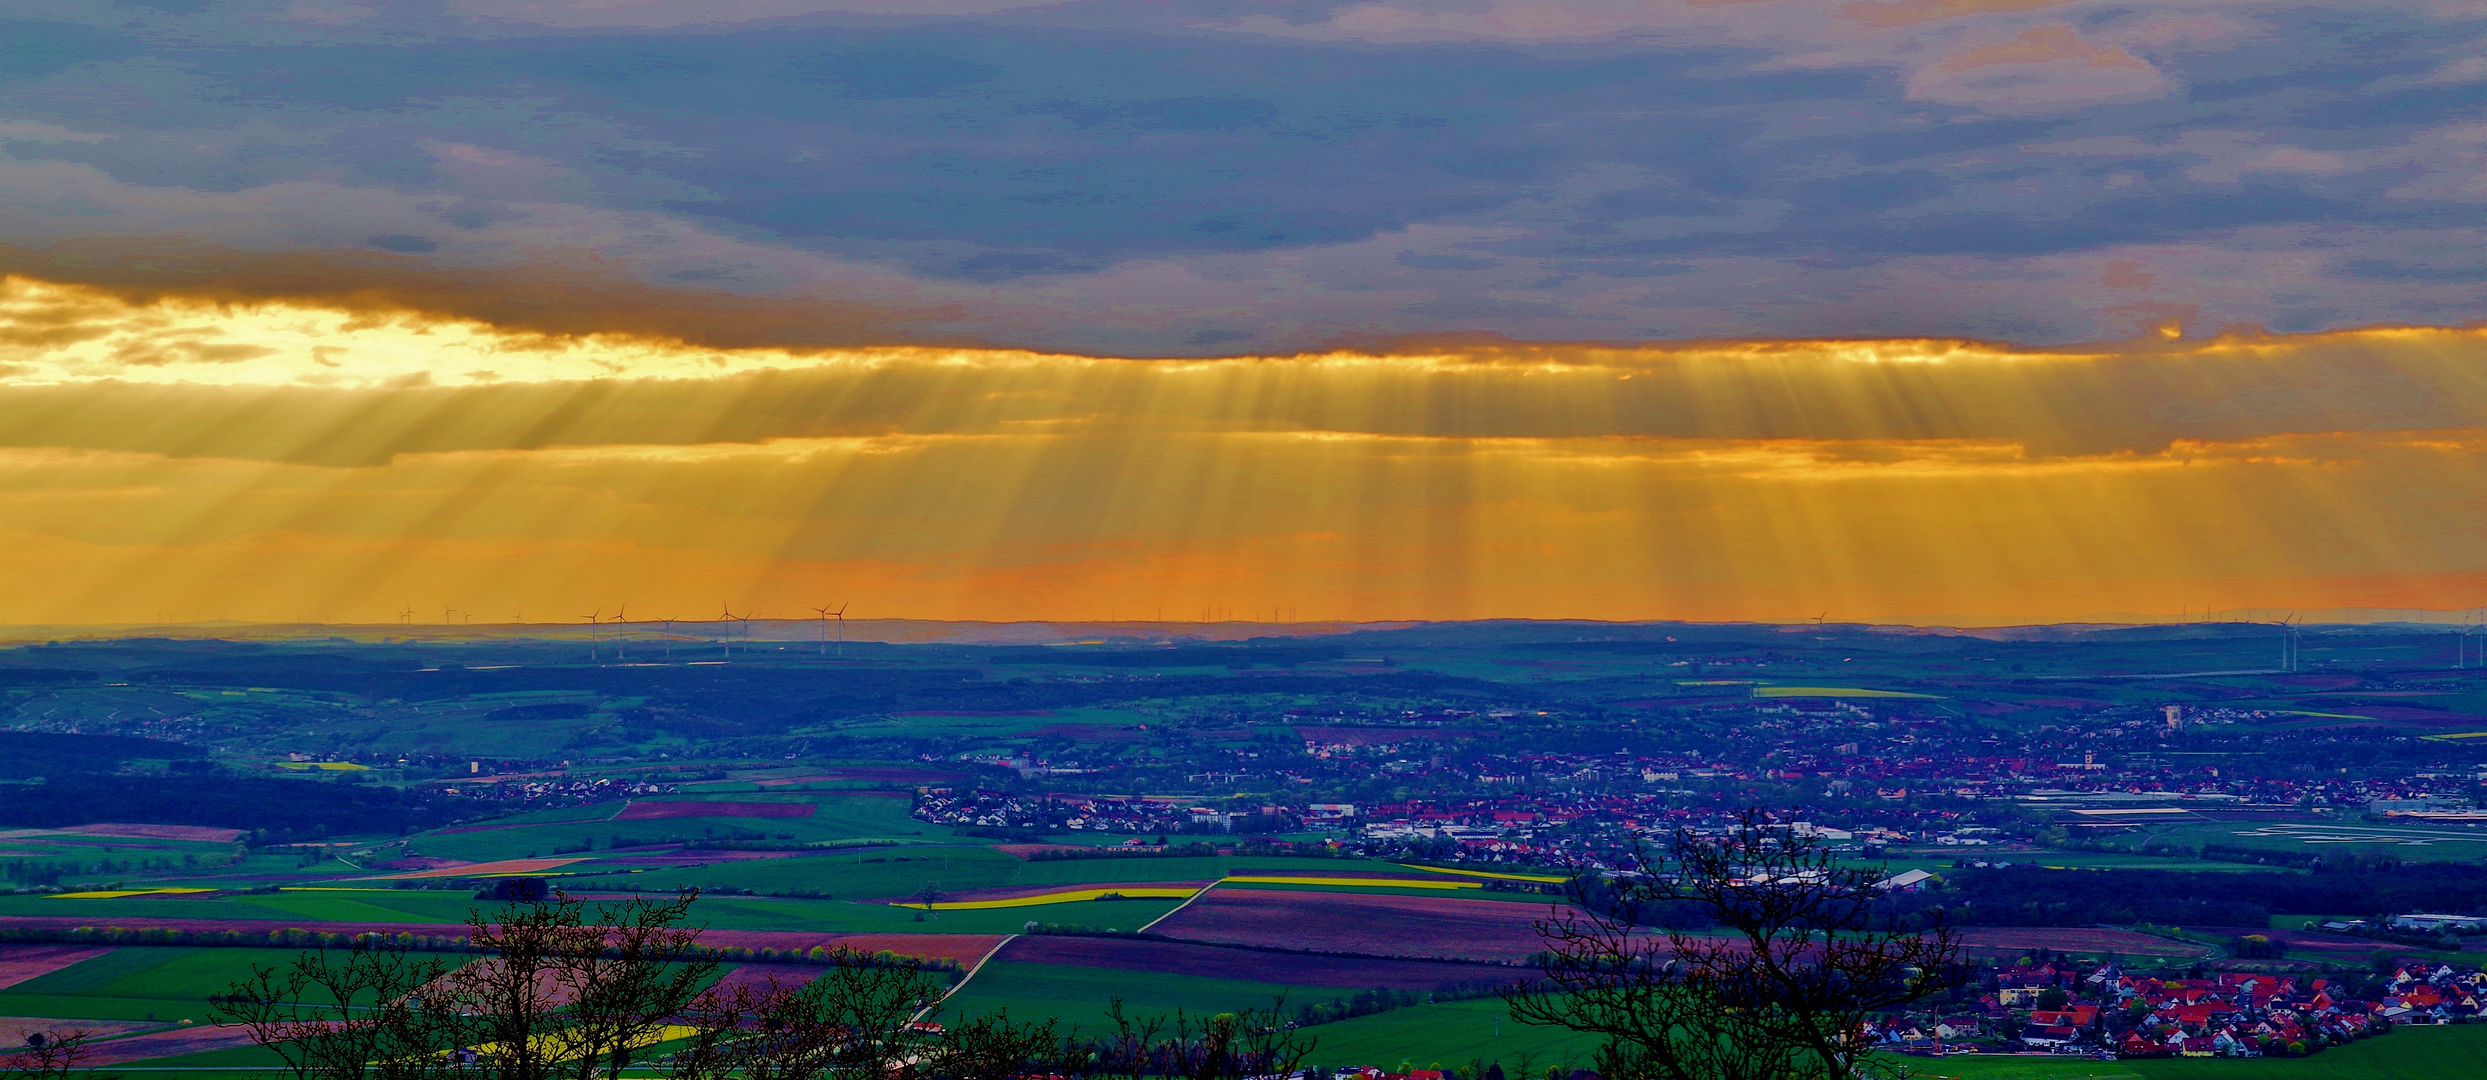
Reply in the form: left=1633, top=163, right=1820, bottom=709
left=3, top=276, right=2484, bottom=626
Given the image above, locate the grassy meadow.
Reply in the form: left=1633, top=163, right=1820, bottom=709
left=1923, top=1024, right=2487, bottom=1080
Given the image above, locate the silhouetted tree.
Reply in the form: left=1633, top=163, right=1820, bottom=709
left=1508, top=810, right=1961, bottom=1080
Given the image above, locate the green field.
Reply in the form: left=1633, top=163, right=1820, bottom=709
left=1919, top=1024, right=2487, bottom=1080
left=2122, top=820, right=2487, bottom=864
left=404, top=793, right=957, bottom=863
left=939, top=959, right=1303, bottom=1032
left=555, top=851, right=1427, bottom=902
left=689, top=894, right=1188, bottom=934
left=1299, top=999, right=1603, bottom=1071
left=0, top=946, right=294, bottom=1022
left=1218, top=880, right=1558, bottom=903
left=0, top=889, right=482, bottom=925
left=554, top=845, right=1030, bottom=897
left=1869, top=850, right=2297, bottom=876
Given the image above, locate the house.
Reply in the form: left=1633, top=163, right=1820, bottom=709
left=2020, top=1024, right=2078, bottom=1049
left=1875, top=869, right=1935, bottom=893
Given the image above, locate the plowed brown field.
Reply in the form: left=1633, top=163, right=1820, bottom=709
left=1951, top=927, right=2213, bottom=957
left=81, top=1025, right=260, bottom=1064
left=0, top=946, right=114, bottom=990
left=998, top=935, right=1514, bottom=990
left=60, top=824, right=247, bottom=843
left=1153, top=888, right=1560, bottom=962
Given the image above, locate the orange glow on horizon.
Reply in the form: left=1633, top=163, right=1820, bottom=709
left=4, top=276, right=2486, bottom=628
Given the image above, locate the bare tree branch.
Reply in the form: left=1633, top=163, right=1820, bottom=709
left=1508, top=809, right=1961, bottom=1080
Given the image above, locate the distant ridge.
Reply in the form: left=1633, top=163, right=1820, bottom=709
left=0, top=609, right=2479, bottom=647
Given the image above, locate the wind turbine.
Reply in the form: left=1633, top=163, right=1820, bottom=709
left=582, top=609, right=601, bottom=663
left=812, top=602, right=851, bottom=656
left=612, top=605, right=627, bottom=661
left=719, top=603, right=736, bottom=658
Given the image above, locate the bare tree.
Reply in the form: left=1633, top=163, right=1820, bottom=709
left=1507, top=810, right=1960, bottom=1080
left=1160, top=1001, right=1313, bottom=1080
left=210, top=933, right=457, bottom=1080
left=1060, top=996, right=1312, bottom=1080
left=544, top=891, right=718, bottom=1080
left=425, top=889, right=717, bottom=1080
left=916, top=1010, right=1064, bottom=1080
left=666, top=947, right=1055, bottom=1080
left=1, top=1027, right=117, bottom=1080
left=1080, top=997, right=1168, bottom=1080
left=219, top=890, right=715, bottom=1080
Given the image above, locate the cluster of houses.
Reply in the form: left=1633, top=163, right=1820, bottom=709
left=2375, top=961, right=2487, bottom=1022
left=1871, top=958, right=2487, bottom=1059
left=913, top=788, right=1234, bottom=835
left=434, top=773, right=673, bottom=809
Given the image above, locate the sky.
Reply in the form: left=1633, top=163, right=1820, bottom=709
left=1, top=0, right=2484, bottom=626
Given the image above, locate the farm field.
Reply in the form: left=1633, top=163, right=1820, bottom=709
left=1927, top=1023, right=2487, bottom=1080
left=912, top=884, right=1202, bottom=909
left=2169, top=926, right=2446, bottom=964
left=402, top=793, right=953, bottom=863
left=0, top=944, right=110, bottom=989
left=549, top=852, right=1437, bottom=904
left=0, top=889, right=484, bottom=925
left=1950, top=927, right=2215, bottom=960
left=1867, top=849, right=2287, bottom=876
left=993, top=934, right=1517, bottom=991
left=551, top=845, right=1029, bottom=896
left=1299, top=999, right=1602, bottom=1070
left=0, top=893, right=1178, bottom=940
left=2127, top=820, right=2487, bottom=863
left=694, top=894, right=1189, bottom=935
left=936, top=958, right=1305, bottom=1032
left=1154, top=888, right=1565, bottom=962
left=0, top=946, right=292, bottom=1022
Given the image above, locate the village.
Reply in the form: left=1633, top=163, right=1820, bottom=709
left=1871, top=957, right=2482, bottom=1060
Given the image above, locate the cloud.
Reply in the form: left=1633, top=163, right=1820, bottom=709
left=0, top=3, right=2477, bottom=353
left=6, top=285, right=2487, bottom=624
left=1836, top=0, right=2080, bottom=30
left=0, top=119, right=111, bottom=144
left=444, top=0, right=1062, bottom=28
left=1904, top=24, right=2171, bottom=113
left=2186, top=145, right=2351, bottom=183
